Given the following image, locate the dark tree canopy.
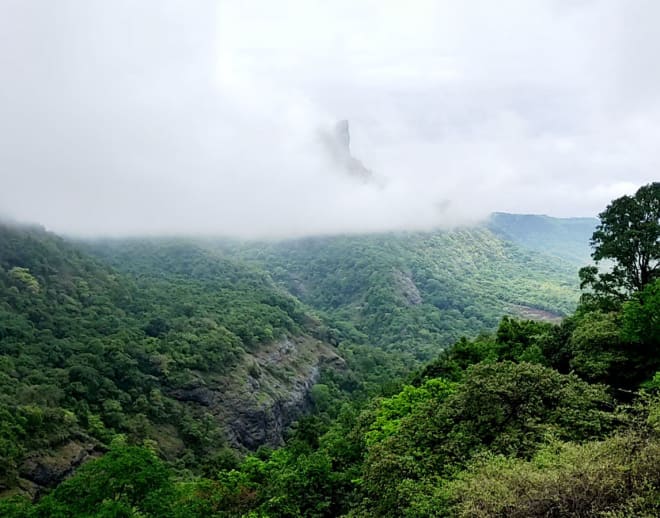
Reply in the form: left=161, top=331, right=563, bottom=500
left=580, top=182, right=660, bottom=303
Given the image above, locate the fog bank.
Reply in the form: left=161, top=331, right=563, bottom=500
left=1, top=1, right=658, bottom=237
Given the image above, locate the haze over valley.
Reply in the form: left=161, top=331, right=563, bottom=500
left=1, top=2, right=659, bottom=517
left=1, top=1, right=658, bottom=237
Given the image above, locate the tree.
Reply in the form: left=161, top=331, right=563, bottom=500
left=622, top=278, right=660, bottom=347
left=448, top=431, right=660, bottom=518
left=35, top=441, right=176, bottom=517
left=358, top=362, right=615, bottom=517
left=580, top=182, right=660, bottom=303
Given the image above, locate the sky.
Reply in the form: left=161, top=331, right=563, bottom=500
left=0, top=0, right=658, bottom=238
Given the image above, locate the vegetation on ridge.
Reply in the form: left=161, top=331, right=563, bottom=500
left=0, top=183, right=658, bottom=517
left=0, top=226, right=310, bottom=491
left=223, top=226, right=581, bottom=360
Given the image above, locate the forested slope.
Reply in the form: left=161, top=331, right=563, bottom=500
left=2, top=183, right=656, bottom=518
left=1, top=185, right=645, bottom=518
left=487, top=212, right=597, bottom=264
left=224, top=226, right=581, bottom=359
left=0, top=216, right=585, bottom=498
left=0, top=224, right=334, bottom=495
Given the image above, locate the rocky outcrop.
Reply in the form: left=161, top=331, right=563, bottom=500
left=320, top=120, right=376, bottom=183
left=172, top=335, right=345, bottom=449
left=16, top=438, right=103, bottom=498
left=392, top=268, right=422, bottom=306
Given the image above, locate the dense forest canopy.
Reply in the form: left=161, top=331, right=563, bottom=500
left=0, top=184, right=659, bottom=517
left=216, top=223, right=585, bottom=360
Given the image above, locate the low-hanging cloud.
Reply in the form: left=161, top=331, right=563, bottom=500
left=0, top=0, right=658, bottom=238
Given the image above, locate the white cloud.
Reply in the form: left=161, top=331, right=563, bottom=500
left=0, top=0, right=657, bottom=237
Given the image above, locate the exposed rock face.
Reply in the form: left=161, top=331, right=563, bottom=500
left=10, top=336, right=343, bottom=498
left=223, top=367, right=318, bottom=449
left=335, top=119, right=351, bottom=149
left=392, top=268, right=422, bottom=306
left=506, top=303, right=563, bottom=323
left=320, top=120, right=376, bottom=183
left=16, top=438, right=103, bottom=498
left=172, top=335, right=345, bottom=449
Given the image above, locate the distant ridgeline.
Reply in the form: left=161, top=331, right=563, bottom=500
left=487, top=212, right=597, bottom=265
left=220, top=214, right=591, bottom=358
left=0, top=213, right=590, bottom=498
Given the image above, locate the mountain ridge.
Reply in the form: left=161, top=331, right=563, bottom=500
left=0, top=212, right=594, bottom=496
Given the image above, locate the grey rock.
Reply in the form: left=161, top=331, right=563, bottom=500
left=392, top=268, right=423, bottom=306
left=18, top=439, right=103, bottom=497
left=170, top=335, right=345, bottom=450
left=320, top=120, right=375, bottom=183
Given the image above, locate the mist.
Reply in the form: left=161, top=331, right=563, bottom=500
left=1, top=0, right=658, bottom=238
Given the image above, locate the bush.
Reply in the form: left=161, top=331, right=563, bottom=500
left=450, top=432, right=660, bottom=518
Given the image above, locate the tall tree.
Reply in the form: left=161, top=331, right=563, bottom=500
left=580, top=182, right=660, bottom=305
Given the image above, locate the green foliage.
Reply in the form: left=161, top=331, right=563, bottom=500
left=365, top=378, right=456, bottom=446
left=487, top=212, right=597, bottom=265
left=1, top=186, right=657, bottom=516
left=622, top=278, right=660, bottom=346
left=229, top=228, right=580, bottom=361
left=641, top=371, right=660, bottom=392
left=0, top=224, right=310, bottom=488
left=578, top=265, right=628, bottom=311
left=449, top=431, right=660, bottom=518
left=419, top=305, right=660, bottom=391
left=568, top=311, right=626, bottom=382
left=35, top=441, right=176, bottom=517
left=413, top=317, right=563, bottom=384
left=7, top=267, right=40, bottom=294
left=561, top=307, right=659, bottom=389
left=357, top=362, right=615, bottom=517
left=580, top=182, right=660, bottom=306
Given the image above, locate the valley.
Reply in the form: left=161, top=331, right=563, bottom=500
left=1, top=190, right=659, bottom=517
left=0, top=214, right=588, bottom=496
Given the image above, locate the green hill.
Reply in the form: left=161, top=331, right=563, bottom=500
left=487, top=212, right=597, bottom=264
left=0, top=214, right=597, bottom=499
left=222, top=226, right=581, bottom=360
left=0, top=224, right=333, bottom=495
